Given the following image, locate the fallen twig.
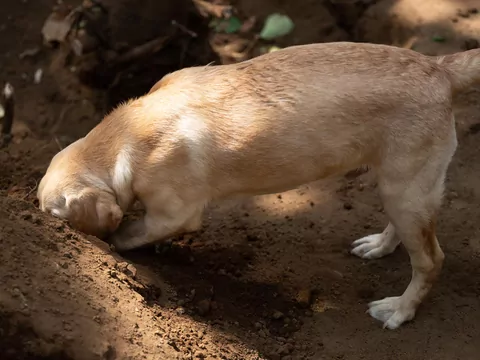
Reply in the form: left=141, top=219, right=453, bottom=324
left=171, top=20, right=198, bottom=38
left=1, top=83, right=15, bottom=147
left=107, top=35, right=173, bottom=68
left=54, top=136, right=64, bottom=151
left=22, top=179, right=39, bottom=200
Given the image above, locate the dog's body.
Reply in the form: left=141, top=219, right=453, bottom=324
left=38, top=42, right=480, bottom=329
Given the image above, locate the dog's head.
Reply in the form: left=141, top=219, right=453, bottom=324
left=37, top=139, right=124, bottom=238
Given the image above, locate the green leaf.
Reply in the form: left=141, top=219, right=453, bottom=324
left=212, top=16, right=243, bottom=34
left=259, top=13, right=294, bottom=40
left=224, top=16, right=242, bottom=34
left=432, top=35, right=446, bottom=42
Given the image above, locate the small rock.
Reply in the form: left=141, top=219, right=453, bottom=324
left=196, top=299, right=211, bottom=316
left=194, top=350, right=206, bottom=359
left=63, top=321, right=72, bottom=332
left=343, top=202, right=353, bottom=210
left=296, top=289, right=313, bottom=308
left=116, top=261, right=137, bottom=277
left=19, top=211, right=32, bottom=220
left=277, top=343, right=294, bottom=355
left=258, top=329, right=268, bottom=338
left=103, top=255, right=117, bottom=268
left=254, top=321, right=262, bottom=329
left=176, top=307, right=186, bottom=315
left=126, top=264, right=137, bottom=278
left=30, top=214, right=41, bottom=224
left=246, top=234, right=259, bottom=242
left=272, top=310, right=284, bottom=320
left=116, top=262, right=128, bottom=272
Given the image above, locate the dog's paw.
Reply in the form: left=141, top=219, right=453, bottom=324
left=367, top=297, right=415, bottom=330
left=108, top=219, right=147, bottom=252
left=351, top=233, right=397, bottom=259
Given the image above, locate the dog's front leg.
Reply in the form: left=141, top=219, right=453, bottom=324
left=109, top=195, right=204, bottom=252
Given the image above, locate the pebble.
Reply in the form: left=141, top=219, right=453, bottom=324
left=258, top=329, right=268, bottom=338
left=103, top=255, right=117, bottom=268
left=296, top=288, right=313, bottom=308
left=126, top=264, right=137, bottom=278
left=116, top=261, right=137, bottom=278
left=194, top=350, right=206, bottom=359
left=272, top=310, right=284, bottom=320
left=196, top=299, right=211, bottom=316
left=176, top=307, right=186, bottom=315
left=246, top=234, right=259, bottom=242
left=277, top=343, right=294, bottom=355
left=19, top=211, right=32, bottom=220
left=30, top=214, right=41, bottom=224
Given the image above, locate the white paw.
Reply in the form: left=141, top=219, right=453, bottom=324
left=351, top=233, right=398, bottom=259
left=367, top=297, right=415, bottom=330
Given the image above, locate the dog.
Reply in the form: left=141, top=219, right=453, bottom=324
left=37, top=41, right=480, bottom=329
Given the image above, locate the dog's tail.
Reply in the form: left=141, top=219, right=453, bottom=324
left=435, top=49, right=480, bottom=94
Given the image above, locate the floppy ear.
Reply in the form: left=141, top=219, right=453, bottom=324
left=67, top=190, right=123, bottom=238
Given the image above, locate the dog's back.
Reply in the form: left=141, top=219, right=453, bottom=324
left=144, top=43, right=456, bottom=197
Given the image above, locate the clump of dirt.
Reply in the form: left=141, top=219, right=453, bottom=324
left=1, top=0, right=480, bottom=359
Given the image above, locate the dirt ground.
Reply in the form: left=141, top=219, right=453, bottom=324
left=1, top=0, right=480, bottom=359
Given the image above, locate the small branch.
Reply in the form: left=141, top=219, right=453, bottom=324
left=106, top=35, right=173, bottom=68
left=171, top=20, right=197, bottom=38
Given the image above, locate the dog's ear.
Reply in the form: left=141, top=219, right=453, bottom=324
left=67, top=190, right=123, bottom=238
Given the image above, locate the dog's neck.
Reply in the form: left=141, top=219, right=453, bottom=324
left=79, top=113, right=138, bottom=212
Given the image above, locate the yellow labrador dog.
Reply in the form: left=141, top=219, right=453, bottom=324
left=38, top=42, right=480, bottom=329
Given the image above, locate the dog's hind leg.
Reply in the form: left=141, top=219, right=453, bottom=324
left=365, top=118, right=457, bottom=329
left=351, top=222, right=400, bottom=259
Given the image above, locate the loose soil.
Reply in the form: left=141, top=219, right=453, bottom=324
left=1, top=0, right=480, bottom=359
